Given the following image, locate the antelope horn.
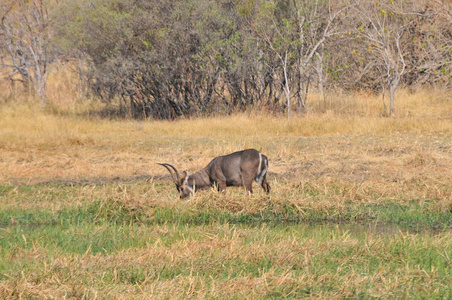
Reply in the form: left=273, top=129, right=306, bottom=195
left=157, top=163, right=180, bottom=185
left=164, top=163, right=180, bottom=180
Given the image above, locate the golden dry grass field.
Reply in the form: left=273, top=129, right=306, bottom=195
left=0, top=87, right=451, bottom=298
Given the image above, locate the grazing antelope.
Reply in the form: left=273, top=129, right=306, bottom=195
left=158, top=149, right=270, bottom=198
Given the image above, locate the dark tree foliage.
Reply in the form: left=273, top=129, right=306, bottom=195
left=56, top=0, right=269, bottom=119
left=51, top=0, right=452, bottom=119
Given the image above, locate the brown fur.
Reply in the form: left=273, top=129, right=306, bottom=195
left=159, top=149, right=270, bottom=198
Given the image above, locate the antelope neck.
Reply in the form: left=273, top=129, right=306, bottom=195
left=188, top=169, right=210, bottom=189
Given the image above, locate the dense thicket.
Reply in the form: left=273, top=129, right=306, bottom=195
left=1, top=0, right=451, bottom=118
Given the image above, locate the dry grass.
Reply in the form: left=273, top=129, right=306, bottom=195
left=1, top=91, right=451, bottom=227
left=0, top=90, right=451, bottom=194
left=1, top=83, right=451, bottom=298
left=1, top=221, right=451, bottom=299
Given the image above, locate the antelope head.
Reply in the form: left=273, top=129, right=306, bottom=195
left=157, top=163, right=194, bottom=198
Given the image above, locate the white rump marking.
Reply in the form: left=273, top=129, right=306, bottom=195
left=255, top=153, right=267, bottom=184
left=257, top=153, right=262, bottom=175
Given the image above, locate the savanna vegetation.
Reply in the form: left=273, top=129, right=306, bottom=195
left=0, top=0, right=451, bottom=299
left=1, top=0, right=452, bottom=118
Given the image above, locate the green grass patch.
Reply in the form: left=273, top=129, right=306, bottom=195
left=1, top=166, right=451, bottom=298
left=1, top=190, right=451, bottom=230
left=1, top=218, right=451, bottom=298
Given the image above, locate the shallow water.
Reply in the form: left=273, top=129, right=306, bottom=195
left=303, top=221, right=447, bottom=238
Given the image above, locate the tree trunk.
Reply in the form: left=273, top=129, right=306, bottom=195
left=388, top=72, right=400, bottom=117
left=283, top=51, right=291, bottom=118
left=35, top=71, right=47, bottom=107
left=315, top=52, right=325, bottom=109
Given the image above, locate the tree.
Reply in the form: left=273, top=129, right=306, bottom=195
left=0, top=0, right=58, bottom=106
left=352, top=0, right=421, bottom=116
left=243, top=0, right=348, bottom=117
left=57, top=0, right=249, bottom=119
left=49, top=0, right=452, bottom=119
left=407, top=0, right=452, bottom=88
left=292, top=1, right=349, bottom=112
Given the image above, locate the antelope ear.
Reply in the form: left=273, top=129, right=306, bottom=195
left=183, top=171, right=189, bottom=184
